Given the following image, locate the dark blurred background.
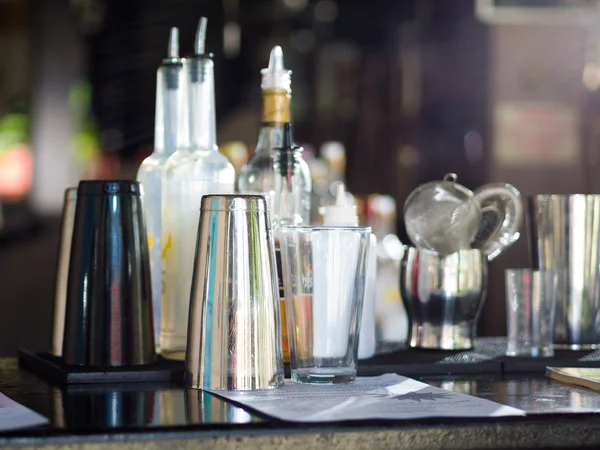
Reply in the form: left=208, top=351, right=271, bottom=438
left=1, top=0, right=599, bottom=356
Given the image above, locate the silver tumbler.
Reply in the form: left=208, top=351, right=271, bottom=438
left=528, top=194, right=600, bottom=349
left=51, top=187, right=77, bottom=357
left=184, top=195, right=284, bottom=391
left=63, top=180, right=156, bottom=366
left=401, top=247, right=487, bottom=350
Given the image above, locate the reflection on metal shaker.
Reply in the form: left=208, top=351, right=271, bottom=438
left=528, top=194, right=600, bottom=349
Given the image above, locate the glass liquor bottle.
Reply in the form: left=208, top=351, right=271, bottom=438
left=161, top=18, right=235, bottom=360
left=271, top=123, right=308, bottom=363
left=238, top=46, right=311, bottom=224
left=136, top=27, right=187, bottom=347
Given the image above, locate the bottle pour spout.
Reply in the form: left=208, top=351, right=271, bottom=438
left=167, top=27, right=179, bottom=59
left=195, top=17, right=208, bottom=56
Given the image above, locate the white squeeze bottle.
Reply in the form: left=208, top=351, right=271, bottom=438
left=161, top=18, right=235, bottom=360
left=320, top=183, right=377, bottom=359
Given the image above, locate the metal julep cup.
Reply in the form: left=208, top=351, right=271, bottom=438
left=63, top=180, right=156, bottom=366
left=51, top=187, right=77, bottom=357
left=401, top=247, right=487, bottom=350
left=184, top=195, right=284, bottom=391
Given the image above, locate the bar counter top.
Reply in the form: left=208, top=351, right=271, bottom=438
left=3, top=358, right=600, bottom=450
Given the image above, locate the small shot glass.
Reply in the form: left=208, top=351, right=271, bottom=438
left=505, top=268, right=557, bottom=358
left=278, top=225, right=371, bottom=384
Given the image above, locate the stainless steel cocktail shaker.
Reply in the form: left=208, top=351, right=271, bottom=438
left=528, top=194, right=600, bottom=349
left=62, top=180, right=156, bottom=366
left=184, top=194, right=284, bottom=390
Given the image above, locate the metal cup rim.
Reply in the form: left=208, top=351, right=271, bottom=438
left=77, top=180, right=142, bottom=196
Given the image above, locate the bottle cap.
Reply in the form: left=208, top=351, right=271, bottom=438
left=320, top=183, right=359, bottom=226
left=261, top=46, right=292, bottom=91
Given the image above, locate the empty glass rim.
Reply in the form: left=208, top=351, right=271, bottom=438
left=278, top=225, right=371, bottom=232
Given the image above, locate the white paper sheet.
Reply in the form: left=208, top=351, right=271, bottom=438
left=207, top=373, right=524, bottom=422
left=0, top=392, right=48, bottom=431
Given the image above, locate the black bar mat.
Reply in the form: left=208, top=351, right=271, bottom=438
left=357, top=338, right=600, bottom=376
left=21, top=338, right=600, bottom=385
left=18, top=349, right=184, bottom=385
left=357, top=338, right=505, bottom=376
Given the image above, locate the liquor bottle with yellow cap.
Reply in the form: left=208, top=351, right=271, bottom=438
left=238, top=46, right=311, bottom=222
left=238, top=46, right=311, bottom=363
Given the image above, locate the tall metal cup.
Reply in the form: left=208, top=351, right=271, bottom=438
left=528, top=194, right=600, bottom=349
left=184, top=195, right=284, bottom=391
left=63, top=180, right=156, bottom=366
left=51, top=187, right=77, bottom=357
left=401, top=248, right=487, bottom=350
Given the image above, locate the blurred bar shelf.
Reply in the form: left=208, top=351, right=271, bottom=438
left=0, top=203, right=43, bottom=245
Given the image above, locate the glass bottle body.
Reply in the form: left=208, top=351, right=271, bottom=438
left=161, top=148, right=235, bottom=360
left=137, top=153, right=171, bottom=345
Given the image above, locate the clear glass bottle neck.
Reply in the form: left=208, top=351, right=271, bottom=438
left=154, top=63, right=188, bottom=155
left=188, top=57, right=217, bottom=152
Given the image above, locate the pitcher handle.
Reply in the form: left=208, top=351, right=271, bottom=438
left=471, top=183, right=523, bottom=261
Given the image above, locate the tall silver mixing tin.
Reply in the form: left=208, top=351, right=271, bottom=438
left=528, top=194, right=600, bottom=349
left=184, top=194, right=284, bottom=390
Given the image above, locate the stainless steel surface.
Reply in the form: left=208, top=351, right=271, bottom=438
left=401, top=248, right=487, bottom=350
left=528, top=194, right=600, bottom=349
left=62, top=180, right=156, bottom=366
left=184, top=194, right=284, bottom=391
left=51, top=187, right=77, bottom=357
